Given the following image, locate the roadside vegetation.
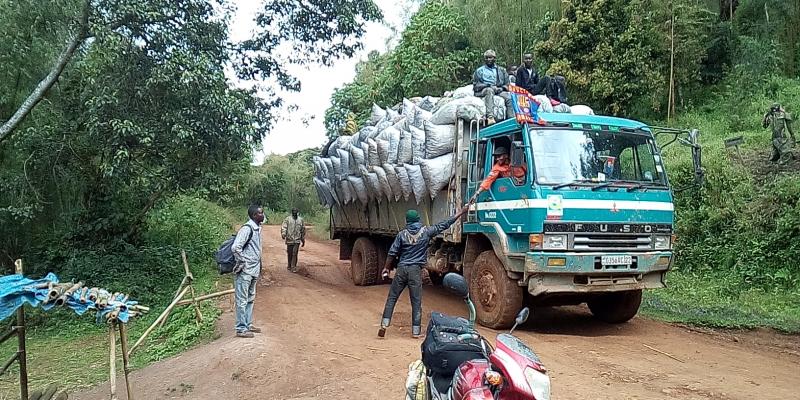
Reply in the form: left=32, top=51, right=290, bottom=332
left=324, top=0, right=800, bottom=332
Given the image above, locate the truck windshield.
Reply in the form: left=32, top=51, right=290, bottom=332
left=529, top=129, right=667, bottom=186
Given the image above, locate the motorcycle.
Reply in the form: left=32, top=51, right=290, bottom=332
left=406, top=273, right=550, bottom=400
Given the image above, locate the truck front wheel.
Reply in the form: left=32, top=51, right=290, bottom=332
left=351, top=237, right=379, bottom=286
left=469, top=251, right=523, bottom=329
left=587, top=290, right=643, bottom=323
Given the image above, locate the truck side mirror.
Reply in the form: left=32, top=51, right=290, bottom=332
left=511, top=141, right=525, bottom=166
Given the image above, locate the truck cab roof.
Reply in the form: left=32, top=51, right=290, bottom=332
left=479, top=113, right=651, bottom=137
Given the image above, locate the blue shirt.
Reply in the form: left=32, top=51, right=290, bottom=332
left=475, top=65, right=499, bottom=86
left=389, top=217, right=458, bottom=268
left=232, top=219, right=262, bottom=277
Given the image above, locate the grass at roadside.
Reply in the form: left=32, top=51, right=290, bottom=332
left=642, top=270, right=800, bottom=333
left=0, top=266, right=229, bottom=396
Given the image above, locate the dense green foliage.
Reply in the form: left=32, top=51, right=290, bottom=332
left=324, top=0, right=800, bottom=330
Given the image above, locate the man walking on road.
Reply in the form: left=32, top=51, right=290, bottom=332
left=281, top=208, right=306, bottom=273
left=378, top=205, right=470, bottom=339
left=232, top=205, right=264, bottom=338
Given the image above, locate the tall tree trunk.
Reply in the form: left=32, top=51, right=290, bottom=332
left=0, top=0, right=90, bottom=146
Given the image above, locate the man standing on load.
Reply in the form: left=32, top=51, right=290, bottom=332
left=473, top=49, right=515, bottom=125
left=469, top=146, right=527, bottom=203
left=378, top=205, right=470, bottom=339
left=281, top=208, right=306, bottom=273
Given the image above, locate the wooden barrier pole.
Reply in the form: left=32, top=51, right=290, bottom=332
left=109, top=322, right=118, bottom=400
left=15, top=259, right=28, bottom=400
left=175, top=289, right=235, bottom=306
left=128, top=285, right=191, bottom=356
left=118, top=323, right=134, bottom=400
left=182, top=251, right=203, bottom=324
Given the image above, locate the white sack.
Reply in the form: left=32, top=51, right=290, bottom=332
left=358, top=126, right=377, bottom=142
left=377, top=139, right=390, bottom=165
left=424, top=121, right=457, bottom=159
left=330, top=156, right=342, bottom=177
left=336, top=149, right=351, bottom=177
left=402, top=98, right=417, bottom=125
left=386, top=128, right=401, bottom=164
left=451, top=85, right=474, bottom=99
left=410, top=126, right=426, bottom=165
left=571, top=105, right=595, bottom=115
left=404, top=164, right=428, bottom=204
left=553, top=103, right=571, bottom=113
left=394, top=166, right=413, bottom=201
left=370, top=104, right=387, bottom=126
left=430, top=96, right=485, bottom=125
left=367, top=139, right=380, bottom=166
left=397, top=130, right=413, bottom=164
left=372, top=166, right=393, bottom=201
left=383, top=163, right=403, bottom=201
left=322, top=158, right=334, bottom=180
left=418, top=96, right=439, bottom=111
left=339, top=179, right=353, bottom=204
left=364, top=173, right=382, bottom=203
left=420, top=153, right=455, bottom=200
left=349, top=145, right=365, bottom=167
left=386, top=108, right=402, bottom=123
left=533, top=95, right=554, bottom=113
left=347, top=176, right=369, bottom=204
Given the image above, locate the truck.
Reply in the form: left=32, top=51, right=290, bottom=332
left=328, top=112, right=702, bottom=329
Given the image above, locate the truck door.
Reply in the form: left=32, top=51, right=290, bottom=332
left=476, top=134, right=529, bottom=233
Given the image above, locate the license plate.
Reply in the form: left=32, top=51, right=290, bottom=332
left=601, top=255, right=632, bottom=266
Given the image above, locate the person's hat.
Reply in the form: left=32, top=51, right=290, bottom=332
left=484, top=49, right=496, bottom=58
left=405, top=209, right=420, bottom=223
left=492, top=146, right=508, bottom=156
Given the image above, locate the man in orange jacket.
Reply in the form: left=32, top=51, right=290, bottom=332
left=469, top=146, right=526, bottom=203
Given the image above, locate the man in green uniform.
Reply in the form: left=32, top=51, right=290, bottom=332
left=763, top=102, right=796, bottom=163
left=281, top=208, right=305, bottom=273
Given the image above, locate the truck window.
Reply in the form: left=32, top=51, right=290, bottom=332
left=618, top=148, right=637, bottom=180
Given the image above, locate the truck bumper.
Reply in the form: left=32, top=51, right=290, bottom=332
left=523, top=251, right=672, bottom=297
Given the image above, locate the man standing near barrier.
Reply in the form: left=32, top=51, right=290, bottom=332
left=378, top=205, right=470, bottom=339
left=281, top=208, right=306, bottom=273
left=232, top=205, right=264, bottom=338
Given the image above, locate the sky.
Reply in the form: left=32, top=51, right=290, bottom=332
left=228, top=1, right=418, bottom=164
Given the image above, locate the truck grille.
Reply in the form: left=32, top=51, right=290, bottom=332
left=572, top=234, right=652, bottom=251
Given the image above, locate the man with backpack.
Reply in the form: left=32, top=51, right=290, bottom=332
left=378, top=204, right=470, bottom=339
left=232, top=205, right=264, bottom=338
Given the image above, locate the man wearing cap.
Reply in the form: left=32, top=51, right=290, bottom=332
left=473, top=49, right=515, bottom=125
left=281, top=208, right=305, bottom=273
left=469, top=146, right=527, bottom=203
left=763, top=102, right=796, bottom=163
left=378, top=205, right=470, bottom=338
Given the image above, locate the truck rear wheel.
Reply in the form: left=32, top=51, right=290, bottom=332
left=469, top=250, right=523, bottom=329
left=587, top=289, right=642, bottom=323
left=351, top=237, right=379, bottom=286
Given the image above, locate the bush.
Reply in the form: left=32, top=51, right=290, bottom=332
left=143, top=195, right=232, bottom=261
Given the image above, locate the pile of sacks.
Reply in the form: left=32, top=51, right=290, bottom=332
left=312, top=86, right=595, bottom=207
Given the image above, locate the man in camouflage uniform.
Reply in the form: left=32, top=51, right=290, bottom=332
left=763, top=102, right=796, bottom=163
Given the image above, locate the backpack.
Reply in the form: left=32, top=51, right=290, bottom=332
left=215, top=225, right=253, bottom=274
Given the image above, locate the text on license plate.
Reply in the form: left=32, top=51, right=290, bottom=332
left=601, top=255, right=633, bottom=266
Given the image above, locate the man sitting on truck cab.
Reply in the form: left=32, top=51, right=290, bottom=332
left=378, top=206, right=470, bottom=339
left=469, top=146, right=526, bottom=203
left=473, top=49, right=515, bottom=126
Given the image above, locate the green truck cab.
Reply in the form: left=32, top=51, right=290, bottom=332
left=330, top=112, right=701, bottom=329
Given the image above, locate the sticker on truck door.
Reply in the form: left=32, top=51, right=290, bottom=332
left=546, top=195, right=563, bottom=220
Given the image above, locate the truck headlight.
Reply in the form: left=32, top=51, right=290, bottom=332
left=654, top=235, right=671, bottom=250
left=543, top=234, right=567, bottom=250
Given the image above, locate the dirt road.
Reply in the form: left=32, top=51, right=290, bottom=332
left=75, top=226, right=800, bottom=400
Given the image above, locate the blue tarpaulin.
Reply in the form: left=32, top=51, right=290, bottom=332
left=0, top=273, right=141, bottom=323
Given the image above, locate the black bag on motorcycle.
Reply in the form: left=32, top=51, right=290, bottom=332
left=421, top=312, right=485, bottom=376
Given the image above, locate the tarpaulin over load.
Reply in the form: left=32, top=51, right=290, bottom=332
left=0, top=273, right=143, bottom=323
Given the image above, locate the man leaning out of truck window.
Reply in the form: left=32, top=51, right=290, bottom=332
left=469, top=146, right=526, bottom=203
